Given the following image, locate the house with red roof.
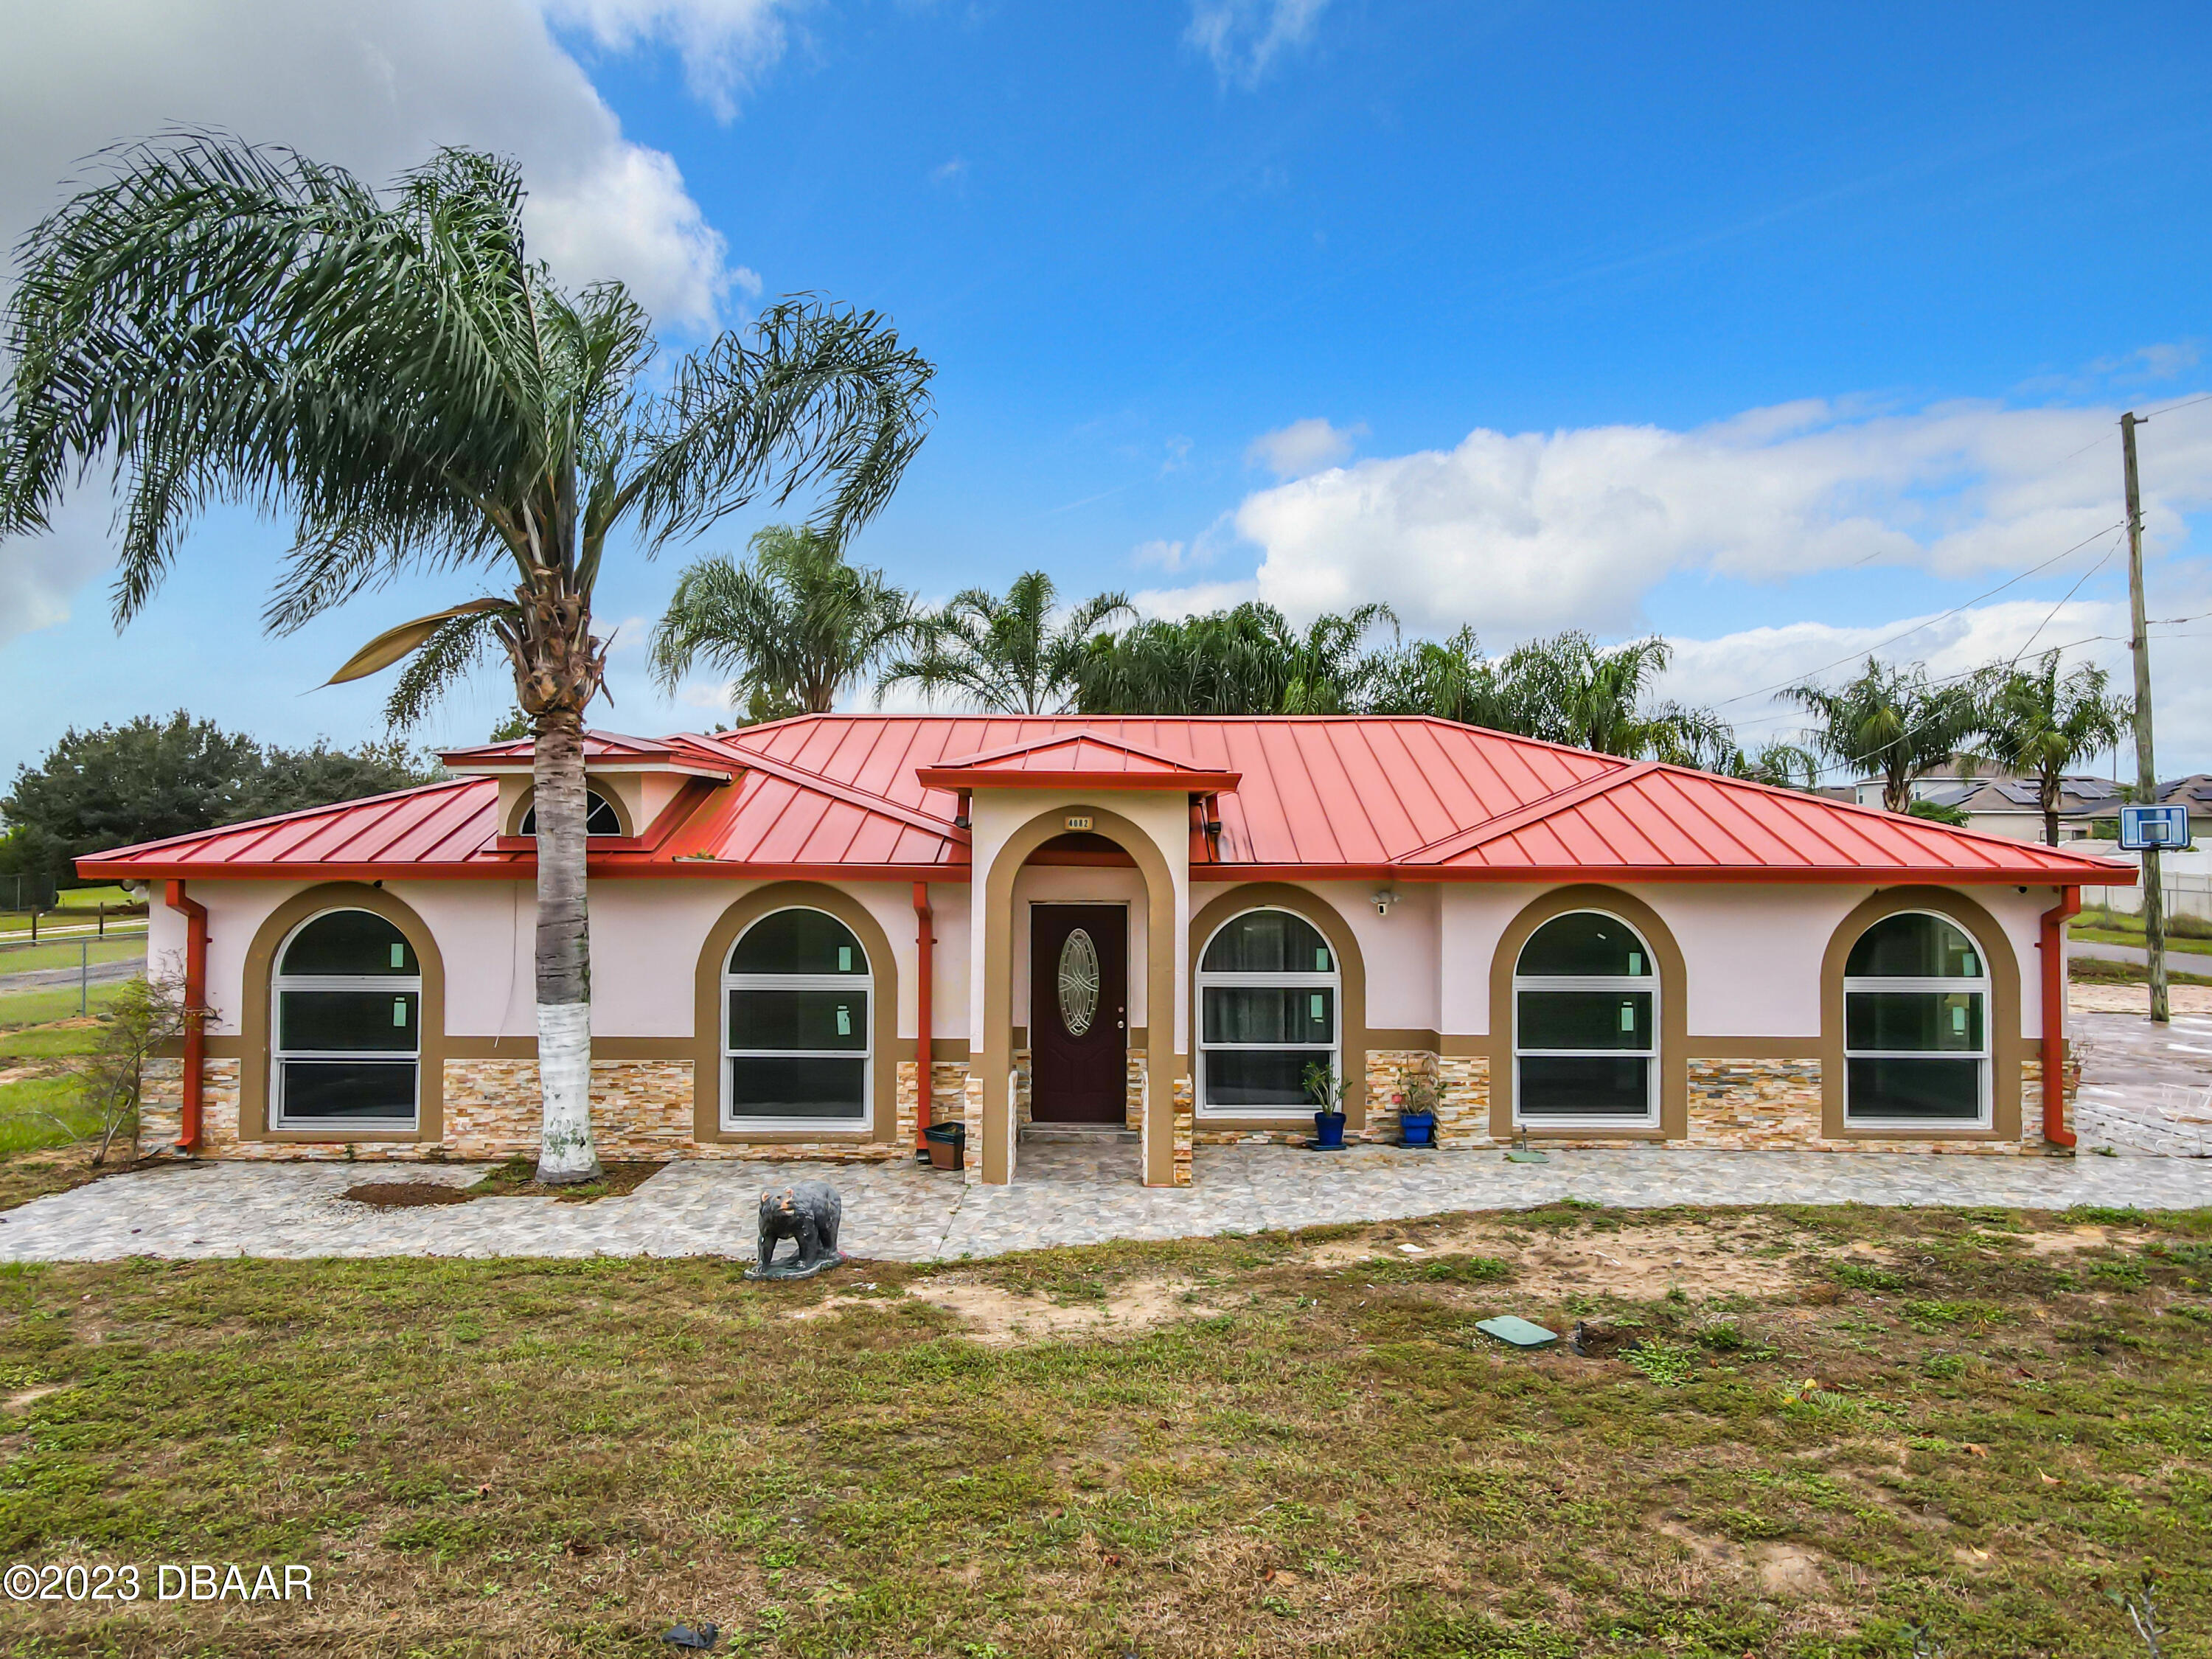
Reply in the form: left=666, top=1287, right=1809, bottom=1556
left=83, top=715, right=2126, bottom=1185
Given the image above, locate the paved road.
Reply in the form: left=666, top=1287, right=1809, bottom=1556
left=0, top=956, right=144, bottom=995
left=2069, top=936, right=2212, bottom=972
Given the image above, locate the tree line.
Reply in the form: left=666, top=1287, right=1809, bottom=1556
left=0, top=715, right=437, bottom=905
left=650, top=526, right=2132, bottom=845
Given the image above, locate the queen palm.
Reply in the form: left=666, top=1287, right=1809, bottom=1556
left=650, top=524, right=922, bottom=716
left=1070, top=600, right=1394, bottom=715
left=880, top=571, right=1133, bottom=713
left=1787, top=659, right=1975, bottom=815
left=1490, top=633, right=1733, bottom=763
left=1966, top=651, right=2131, bottom=844
left=0, top=136, right=933, bottom=1181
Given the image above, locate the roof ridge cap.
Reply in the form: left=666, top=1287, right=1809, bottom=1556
left=684, top=729, right=970, bottom=844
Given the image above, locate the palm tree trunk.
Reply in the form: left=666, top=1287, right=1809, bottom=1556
left=531, top=704, right=601, bottom=1183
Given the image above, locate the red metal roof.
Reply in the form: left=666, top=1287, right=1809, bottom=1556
left=917, top=731, right=1239, bottom=793
left=440, top=729, right=732, bottom=775
left=80, top=715, right=2130, bottom=886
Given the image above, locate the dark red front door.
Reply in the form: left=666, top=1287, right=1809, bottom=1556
left=1029, top=905, right=1128, bottom=1124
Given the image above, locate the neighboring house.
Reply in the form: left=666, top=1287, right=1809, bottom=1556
left=1850, top=763, right=2126, bottom=842
left=2155, top=775, right=2212, bottom=845
left=84, top=717, right=2123, bottom=1187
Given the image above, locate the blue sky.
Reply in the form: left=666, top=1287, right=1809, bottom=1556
left=4, top=0, right=2211, bottom=780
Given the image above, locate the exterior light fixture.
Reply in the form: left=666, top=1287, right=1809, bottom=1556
left=1372, top=888, right=1397, bottom=916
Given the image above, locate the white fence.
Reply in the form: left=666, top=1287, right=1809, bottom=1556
left=2074, top=844, right=2212, bottom=924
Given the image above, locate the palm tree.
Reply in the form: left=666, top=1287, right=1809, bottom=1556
left=1966, top=650, right=2132, bottom=844
left=880, top=571, right=1133, bottom=713
left=1360, top=626, right=1504, bottom=725
left=1487, top=633, right=1733, bottom=764
left=650, top=524, right=921, bottom=715
left=1070, top=601, right=1394, bottom=716
left=0, top=136, right=933, bottom=1182
left=1718, top=740, right=1823, bottom=791
left=1786, top=658, right=1975, bottom=814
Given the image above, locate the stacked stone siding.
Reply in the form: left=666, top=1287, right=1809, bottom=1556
left=142, top=1055, right=904, bottom=1163
left=1436, top=1054, right=1494, bottom=1148
left=1013, top=1048, right=1033, bottom=1127
left=1126, top=1051, right=1146, bottom=1131
left=961, top=1072, right=986, bottom=1186
left=1686, top=1059, right=1823, bottom=1149
left=896, top=1060, right=975, bottom=1146
left=1170, top=1073, right=1194, bottom=1186
left=1361, top=1049, right=1436, bottom=1143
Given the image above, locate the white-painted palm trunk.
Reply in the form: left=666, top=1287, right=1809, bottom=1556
left=536, top=999, right=599, bottom=1180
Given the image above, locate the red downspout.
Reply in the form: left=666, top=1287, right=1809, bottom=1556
left=2039, top=886, right=2081, bottom=1147
left=164, top=880, right=209, bottom=1152
left=913, top=881, right=934, bottom=1152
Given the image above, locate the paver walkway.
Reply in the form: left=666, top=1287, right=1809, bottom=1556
left=2, top=1142, right=2206, bottom=1265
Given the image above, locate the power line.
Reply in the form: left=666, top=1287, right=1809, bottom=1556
left=1708, top=522, right=2125, bottom=711
left=2140, top=390, right=2212, bottom=421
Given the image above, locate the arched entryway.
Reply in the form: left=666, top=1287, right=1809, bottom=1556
left=978, top=804, right=1183, bottom=1186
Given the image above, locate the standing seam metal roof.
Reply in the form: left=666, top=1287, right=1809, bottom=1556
left=76, top=714, right=2129, bottom=884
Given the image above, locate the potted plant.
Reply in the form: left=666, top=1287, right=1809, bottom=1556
left=1304, top=1060, right=1350, bottom=1150
left=1395, top=1068, right=1440, bottom=1148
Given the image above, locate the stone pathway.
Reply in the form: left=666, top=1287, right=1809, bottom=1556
left=2076, top=1006, right=2212, bottom=1157
left=2, top=1141, right=2207, bottom=1265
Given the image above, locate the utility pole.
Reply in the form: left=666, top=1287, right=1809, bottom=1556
left=2121, top=411, right=2169, bottom=1024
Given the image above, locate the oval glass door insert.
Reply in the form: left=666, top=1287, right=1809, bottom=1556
left=1057, top=928, right=1100, bottom=1036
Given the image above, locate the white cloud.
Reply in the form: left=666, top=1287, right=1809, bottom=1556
left=1658, top=594, right=2212, bottom=773
left=930, top=157, right=968, bottom=187
left=1186, top=0, right=1330, bottom=86
left=0, top=0, right=776, bottom=647
left=1245, top=416, right=1365, bottom=480
left=1130, top=579, right=1256, bottom=619
left=1132, top=539, right=1190, bottom=571
left=1224, top=397, right=2212, bottom=636
left=541, top=0, right=801, bottom=121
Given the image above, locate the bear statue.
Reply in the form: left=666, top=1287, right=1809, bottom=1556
left=745, top=1179, right=845, bottom=1281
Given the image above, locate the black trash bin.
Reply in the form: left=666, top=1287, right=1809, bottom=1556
left=922, top=1122, right=966, bottom=1170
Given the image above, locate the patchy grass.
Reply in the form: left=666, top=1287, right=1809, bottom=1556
left=2068, top=953, right=2212, bottom=987
left=0, top=980, right=133, bottom=1032
left=0, top=1203, right=2206, bottom=1655
left=0, top=936, right=149, bottom=977
left=0, top=1019, right=134, bottom=1211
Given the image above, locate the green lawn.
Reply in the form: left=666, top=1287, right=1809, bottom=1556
left=0, top=980, right=133, bottom=1033
left=0, top=1202, right=2205, bottom=1656
left=0, top=886, right=145, bottom=939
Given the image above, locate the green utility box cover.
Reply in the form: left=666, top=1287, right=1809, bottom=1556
left=1476, top=1315, right=1559, bottom=1349
left=1504, top=1148, right=1549, bottom=1164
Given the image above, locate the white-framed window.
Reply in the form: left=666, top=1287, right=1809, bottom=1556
left=520, top=789, right=622, bottom=836
left=1513, top=911, right=1658, bottom=1127
left=723, top=908, right=871, bottom=1129
left=1197, top=908, right=1339, bottom=1116
left=271, top=909, right=421, bottom=1131
left=1843, top=911, right=1991, bottom=1127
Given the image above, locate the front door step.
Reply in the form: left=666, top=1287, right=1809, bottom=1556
left=1019, top=1123, right=1139, bottom=1144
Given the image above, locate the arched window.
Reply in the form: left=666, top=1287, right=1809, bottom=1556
left=1513, top=911, right=1657, bottom=1124
left=519, top=790, right=622, bottom=837
left=1843, top=913, right=1990, bottom=1124
left=1197, top=909, right=1338, bottom=1115
left=723, top=908, right=871, bottom=1125
left=272, top=910, right=420, bottom=1129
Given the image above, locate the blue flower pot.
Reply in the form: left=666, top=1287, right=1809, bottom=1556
left=1312, top=1110, right=1347, bottom=1150
left=1399, top=1110, right=1436, bottom=1147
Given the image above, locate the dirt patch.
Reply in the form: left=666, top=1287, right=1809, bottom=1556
left=464, top=1159, right=665, bottom=1203
left=1750, top=1542, right=1827, bottom=1597
left=342, top=1181, right=476, bottom=1209
left=2025, top=1225, right=2129, bottom=1255
left=1303, top=1219, right=1803, bottom=1300
left=2070, top=981, right=2212, bottom=1015
left=891, top=1276, right=1225, bottom=1346
left=3, top=1386, right=58, bottom=1413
